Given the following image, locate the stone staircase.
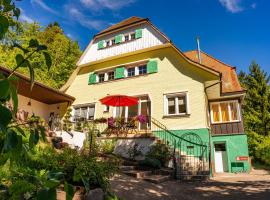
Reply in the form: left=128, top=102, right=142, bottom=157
left=119, top=161, right=173, bottom=183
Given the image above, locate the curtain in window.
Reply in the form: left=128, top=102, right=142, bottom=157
left=211, top=104, right=220, bottom=122
left=168, top=98, right=176, bottom=114
left=229, top=102, right=238, bottom=121
left=88, top=106, right=95, bottom=120
left=178, top=96, right=186, bottom=113
left=220, top=103, right=230, bottom=122
left=80, top=107, right=88, bottom=119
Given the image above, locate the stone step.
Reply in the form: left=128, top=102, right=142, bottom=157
left=119, top=165, right=136, bottom=171
left=143, top=175, right=171, bottom=183
left=122, top=170, right=152, bottom=179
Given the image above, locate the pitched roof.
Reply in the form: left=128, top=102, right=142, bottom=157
left=95, top=16, right=148, bottom=37
left=184, top=50, right=244, bottom=94
left=0, top=66, right=75, bottom=104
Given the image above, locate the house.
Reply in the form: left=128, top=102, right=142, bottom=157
left=61, top=17, right=250, bottom=177
left=0, top=66, right=75, bottom=123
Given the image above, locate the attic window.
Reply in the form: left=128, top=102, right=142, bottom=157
left=130, top=32, right=136, bottom=40
left=111, top=39, right=115, bottom=45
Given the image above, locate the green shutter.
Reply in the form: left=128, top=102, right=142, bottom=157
left=98, top=40, right=105, bottom=49
left=115, top=67, right=125, bottom=79
left=88, top=73, right=96, bottom=85
left=135, top=29, right=143, bottom=39
left=115, top=34, right=123, bottom=44
left=147, top=60, right=158, bottom=74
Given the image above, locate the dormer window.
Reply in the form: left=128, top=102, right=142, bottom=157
left=124, top=35, right=129, bottom=42
left=130, top=32, right=136, bottom=40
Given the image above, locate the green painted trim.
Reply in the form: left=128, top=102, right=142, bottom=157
left=147, top=60, right=158, bottom=74
left=115, top=34, right=123, bottom=44
left=98, top=40, right=105, bottom=49
left=88, top=73, right=96, bottom=85
left=135, top=29, right=143, bottom=39
left=115, top=67, right=125, bottom=79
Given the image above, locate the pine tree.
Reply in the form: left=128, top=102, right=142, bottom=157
left=239, top=61, right=270, bottom=136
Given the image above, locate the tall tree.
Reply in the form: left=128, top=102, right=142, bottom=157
left=239, top=61, right=270, bottom=136
left=0, top=21, right=81, bottom=88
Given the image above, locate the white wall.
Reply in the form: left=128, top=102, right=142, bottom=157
left=79, top=24, right=167, bottom=65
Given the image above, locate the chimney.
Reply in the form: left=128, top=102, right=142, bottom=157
left=196, top=36, right=202, bottom=64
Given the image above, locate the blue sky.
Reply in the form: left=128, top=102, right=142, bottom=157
left=17, top=0, right=269, bottom=73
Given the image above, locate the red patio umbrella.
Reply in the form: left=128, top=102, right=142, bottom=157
left=99, top=95, right=138, bottom=107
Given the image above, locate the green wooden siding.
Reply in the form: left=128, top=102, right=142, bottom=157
left=115, top=67, right=125, bottom=79
left=88, top=73, right=96, bottom=84
left=98, top=40, right=105, bottom=49
left=135, top=29, right=143, bottom=39
left=147, top=60, right=158, bottom=74
left=115, top=34, right=123, bottom=44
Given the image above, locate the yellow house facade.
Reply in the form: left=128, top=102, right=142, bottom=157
left=62, top=17, right=250, bottom=177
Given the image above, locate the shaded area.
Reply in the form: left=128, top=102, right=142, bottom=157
left=111, top=170, right=270, bottom=200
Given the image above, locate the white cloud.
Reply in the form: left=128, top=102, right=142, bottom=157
left=19, top=8, right=34, bottom=23
left=219, top=0, right=243, bottom=13
left=251, top=3, right=257, bottom=9
left=68, top=7, right=108, bottom=30
left=80, top=0, right=136, bottom=11
left=31, top=0, right=58, bottom=15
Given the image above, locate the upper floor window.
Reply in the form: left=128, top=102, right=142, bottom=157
left=124, top=35, right=129, bottom=42
left=98, top=73, right=105, bottom=82
left=164, top=92, right=189, bottom=116
left=138, top=65, right=147, bottom=75
left=127, top=67, right=135, bottom=77
left=108, top=71, right=115, bottom=80
left=106, top=40, right=110, bottom=47
left=210, top=100, right=240, bottom=124
left=111, top=39, right=115, bottom=45
left=130, top=32, right=136, bottom=40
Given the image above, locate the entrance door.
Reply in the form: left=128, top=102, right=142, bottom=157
left=214, top=143, right=228, bottom=173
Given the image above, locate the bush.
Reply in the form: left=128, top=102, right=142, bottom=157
left=247, top=131, right=264, bottom=159
left=138, top=157, right=161, bottom=169
left=98, top=139, right=116, bottom=154
left=146, top=143, right=171, bottom=167
left=255, top=136, right=270, bottom=166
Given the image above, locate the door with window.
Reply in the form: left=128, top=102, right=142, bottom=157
left=113, top=96, right=151, bottom=130
left=214, top=143, right=228, bottom=173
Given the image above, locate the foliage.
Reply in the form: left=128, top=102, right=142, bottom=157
left=239, top=62, right=270, bottom=136
left=138, top=157, right=161, bottom=169
left=63, top=107, right=72, bottom=132
left=239, top=62, right=270, bottom=166
left=0, top=22, right=81, bottom=89
left=146, top=143, right=171, bottom=167
left=127, top=143, right=143, bottom=160
left=98, top=139, right=116, bottom=154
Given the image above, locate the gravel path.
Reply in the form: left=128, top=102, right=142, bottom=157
left=110, top=169, right=270, bottom=200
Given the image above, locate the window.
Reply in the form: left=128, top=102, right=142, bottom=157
left=138, top=65, right=147, bottom=75
left=130, top=32, right=136, bottom=40
left=98, top=73, right=105, bottom=82
left=108, top=71, right=115, bottom=80
left=210, top=101, right=240, bottom=123
left=73, top=104, right=95, bottom=121
left=164, top=93, right=188, bottom=116
left=124, top=35, right=129, bottom=42
left=127, top=67, right=135, bottom=77
left=106, top=40, right=110, bottom=47
left=111, top=39, right=115, bottom=45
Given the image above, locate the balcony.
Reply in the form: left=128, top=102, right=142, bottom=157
left=211, top=121, right=244, bottom=135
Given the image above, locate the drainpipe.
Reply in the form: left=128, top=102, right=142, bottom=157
left=204, top=80, right=222, bottom=177
left=196, top=37, right=202, bottom=64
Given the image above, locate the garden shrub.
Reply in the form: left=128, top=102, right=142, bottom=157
left=146, top=143, right=171, bottom=167
left=255, top=136, right=270, bottom=165
left=98, top=139, right=116, bottom=154
left=138, top=157, right=161, bottom=169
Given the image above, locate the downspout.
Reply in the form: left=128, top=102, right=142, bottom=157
left=204, top=80, right=222, bottom=177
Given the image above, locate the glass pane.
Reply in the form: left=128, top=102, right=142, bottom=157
left=127, top=68, right=135, bottom=77
left=140, top=101, right=149, bottom=129
left=220, top=103, right=230, bottom=122
left=99, top=74, right=105, bottom=82
left=128, top=104, right=138, bottom=119
left=80, top=107, right=87, bottom=119
left=108, top=71, right=114, bottom=80
left=178, top=96, right=186, bottom=114
left=230, top=102, right=238, bottom=121
left=74, top=108, right=80, bottom=117
left=168, top=98, right=176, bottom=114
left=88, top=106, right=95, bottom=120
left=211, top=104, right=220, bottom=123
left=138, top=65, right=147, bottom=75
left=116, top=107, right=126, bottom=118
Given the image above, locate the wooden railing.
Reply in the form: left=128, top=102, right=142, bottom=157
left=211, top=121, right=244, bottom=135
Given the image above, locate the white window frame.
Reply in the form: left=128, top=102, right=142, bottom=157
left=210, top=100, right=241, bottom=124
left=73, top=103, right=96, bottom=121
left=163, top=92, right=190, bottom=116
